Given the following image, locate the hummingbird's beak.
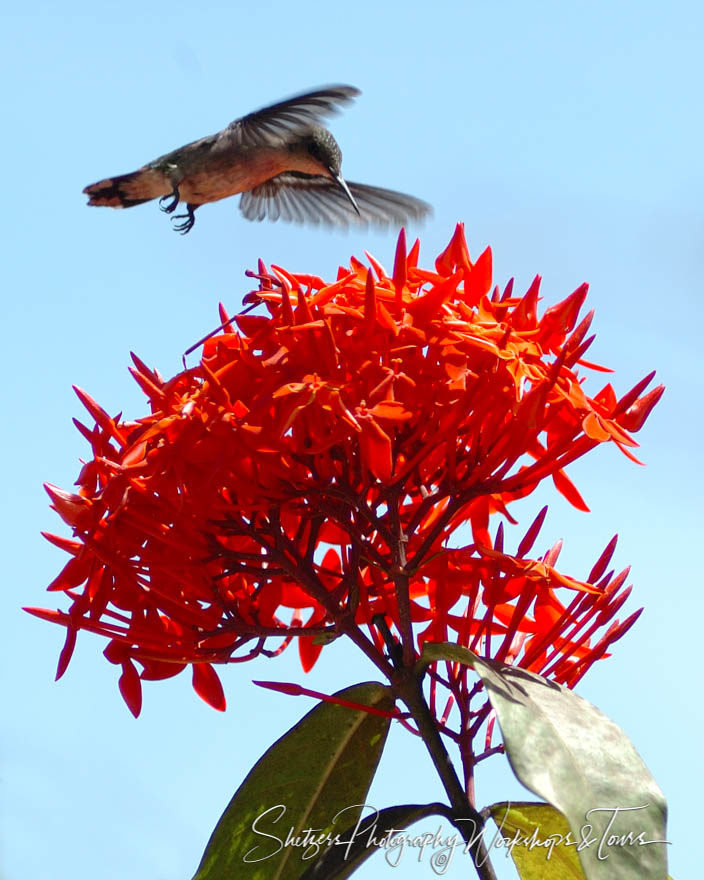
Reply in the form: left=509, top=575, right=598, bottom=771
left=332, top=173, right=361, bottom=216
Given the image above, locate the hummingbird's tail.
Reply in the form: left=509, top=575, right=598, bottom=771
left=83, top=168, right=169, bottom=208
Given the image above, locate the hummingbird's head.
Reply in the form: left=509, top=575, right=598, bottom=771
left=291, top=127, right=361, bottom=217
left=299, top=126, right=343, bottom=176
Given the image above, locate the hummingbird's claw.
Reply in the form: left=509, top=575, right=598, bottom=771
left=172, top=204, right=197, bottom=234
left=159, top=186, right=181, bottom=214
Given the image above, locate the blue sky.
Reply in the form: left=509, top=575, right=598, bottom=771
left=3, top=2, right=702, bottom=878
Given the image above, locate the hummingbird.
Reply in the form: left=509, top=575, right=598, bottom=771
left=83, top=85, right=431, bottom=234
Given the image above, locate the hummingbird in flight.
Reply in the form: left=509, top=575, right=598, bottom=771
left=83, top=85, right=431, bottom=234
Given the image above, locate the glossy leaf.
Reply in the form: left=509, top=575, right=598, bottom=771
left=192, top=681, right=394, bottom=880
left=416, top=640, right=478, bottom=672
left=487, top=801, right=588, bottom=879
left=473, top=661, right=668, bottom=879
left=298, top=803, right=449, bottom=880
left=418, top=643, right=668, bottom=878
left=488, top=802, right=675, bottom=880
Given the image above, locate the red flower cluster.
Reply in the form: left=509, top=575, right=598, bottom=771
left=28, top=225, right=662, bottom=718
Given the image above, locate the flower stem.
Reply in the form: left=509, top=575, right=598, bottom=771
left=395, top=672, right=498, bottom=880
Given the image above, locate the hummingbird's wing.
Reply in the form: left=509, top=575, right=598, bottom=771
left=239, top=174, right=432, bottom=228
left=227, top=86, right=361, bottom=147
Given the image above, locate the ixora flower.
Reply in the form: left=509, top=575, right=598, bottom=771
left=27, top=224, right=662, bottom=722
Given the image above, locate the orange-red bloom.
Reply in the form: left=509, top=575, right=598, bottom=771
left=28, top=225, right=662, bottom=717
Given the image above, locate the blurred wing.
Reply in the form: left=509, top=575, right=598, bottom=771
left=239, top=174, right=432, bottom=228
left=227, top=86, right=360, bottom=147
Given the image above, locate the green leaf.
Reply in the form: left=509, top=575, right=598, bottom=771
left=487, top=801, right=587, bottom=879
left=416, top=640, right=477, bottom=672
left=192, top=681, right=394, bottom=880
left=417, top=643, right=669, bottom=879
left=473, top=660, right=669, bottom=880
left=298, top=803, right=450, bottom=880
left=487, top=803, right=677, bottom=880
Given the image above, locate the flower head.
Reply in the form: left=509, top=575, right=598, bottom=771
left=28, top=225, right=662, bottom=717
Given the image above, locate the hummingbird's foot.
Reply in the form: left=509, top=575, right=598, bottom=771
left=172, top=203, right=197, bottom=234
left=159, top=186, right=181, bottom=214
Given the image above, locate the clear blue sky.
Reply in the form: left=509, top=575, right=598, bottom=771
left=3, top=2, right=701, bottom=878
